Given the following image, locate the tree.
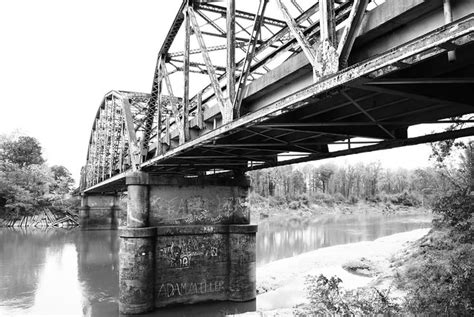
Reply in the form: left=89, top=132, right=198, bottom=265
left=318, top=164, right=335, bottom=193
left=0, top=134, right=77, bottom=217
left=0, top=161, right=53, bottom=216
left=291, top=169, right=306, bottom=197
left=0, top=136, right=45, bottom=167
left=50, top=165, right=75, bottom=195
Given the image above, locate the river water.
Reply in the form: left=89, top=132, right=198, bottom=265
left=0, top=213, right=431, bottom=316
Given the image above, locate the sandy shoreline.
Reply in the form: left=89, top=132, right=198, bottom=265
left=247, top=228, right=430, bottom=315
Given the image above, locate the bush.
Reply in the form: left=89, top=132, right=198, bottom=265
left=296, top=194, right=309, bottom=206
left=311, top=192, right=337, bottom=206
left=288, top=200, right=300, bottom=210
left=267, top=195, right=286, bottom=207
left=396, top=190, right=474, bottom=316
left=396, top=230, right=474, bottom=315
left=248, top=192, right=265, bottom=205
left=295, top=274, right=400, bottom=316
left=374, top=193, right=387, bottom=203
left=433, top=190, right=473, bottom=240
left=333, top=192, right=346, bottom=203
left=50, top=195, right=80, bottom=215
left=312, top=192, right=330, bottom=201
left=390, top=192, right=422, bottom=207
left=349, top=195, right=359, bottom=205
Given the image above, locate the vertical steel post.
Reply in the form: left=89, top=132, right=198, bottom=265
left=320, top=0, right=336, bottom=46
left=183, top=6, right=191, bottom=141
left=443, top=0, right=456, bottom=62
left=156, top=56, right=163, bottom=156
left=227, top=0, right=236, bottom=107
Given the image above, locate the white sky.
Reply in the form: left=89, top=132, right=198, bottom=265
left=0, top=1, right=469, bottom=184
left=0, top=0, right=181, bottom=183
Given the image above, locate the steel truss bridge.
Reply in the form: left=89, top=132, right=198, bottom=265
left=81, top=0, right=474, bottom=193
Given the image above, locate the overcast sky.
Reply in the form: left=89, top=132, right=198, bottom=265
left=0, top=0, right=453, bottom=184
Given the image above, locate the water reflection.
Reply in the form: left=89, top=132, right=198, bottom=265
left=0, top=228, right=80, bottom=315
left=0, top=213, right=431, bottom=316
left=76, top=230, right=119, bottom=316
left=31, top=243, right=83, bottom=315
left=256, top=213, right=432, bottom=265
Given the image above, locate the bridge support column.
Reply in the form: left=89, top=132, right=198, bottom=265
left=125, top=172, right=150, bottom=227
left=119, top=171, right=155, bottom=314
left=119, top=227, right=156, bottom=314
left=228, top=225, right=257, bottom=301
left=78, top=194, right=90, bottom=228
left=119, top=171, right=257, bottom=314
left=79, top=193, right=120, bottom=230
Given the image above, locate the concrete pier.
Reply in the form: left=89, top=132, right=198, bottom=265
left=119, top=227, right=156, bottom=314
left=79, top=193, right=121, bottom=230
left=118, top=171, right=257, bottom=314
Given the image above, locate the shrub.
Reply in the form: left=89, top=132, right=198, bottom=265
left=390, top=192, right=421, bottom=207
left=333, top=192, right=346, bottom=203
left=50, top=195, right=80, bottom=215
left=266, top=196, right=278, bottom=207
left=288, top=200, right=300, bottom=210
left=348, top=195, right=359, bottom=205
left=296, top=193, right=309, bottom=206
left=374, top=193, right=387, bottom=203
left=396, top=231, right=474, bottom=315
left=295, top=274, right=400, bottom=316
left=312, top=192, right=330, bottom=201
left=396, top=190, right=474, bottom=316
left=248, top=192, right=265, bottom=205
left=267, top=195, right=286, bottom=207
left=433, top=190, right=473, bottom=240
left=311, top=192, right=338, bottom=206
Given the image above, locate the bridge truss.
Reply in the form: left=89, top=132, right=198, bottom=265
left=82, top=0, right=474, bottom=192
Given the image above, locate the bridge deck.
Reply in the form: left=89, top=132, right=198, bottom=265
left=85, top=13, right=474, bottom=194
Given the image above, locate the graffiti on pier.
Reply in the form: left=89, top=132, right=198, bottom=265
left=233, top=235, right=255, bottom=250
left=180, top=209, right=227, bottom=225
left=151, top=193, right=249, bottom=225
left=232, top=235, right=255, bottom=265
left=159, top=243, right=192, bottom=268
left=158, top=236, right=222, bottom=268
left=157, top=280, right=225, bottom=298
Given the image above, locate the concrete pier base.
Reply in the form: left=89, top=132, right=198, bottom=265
left=119, top=227, right=156, bottom=314
left=79, top=194, right=121, bottom=230
left=118, top=171, right=257, bottom=314
left=155, top=224, right=257, bottom=307
left=78, top=194, right=90, bottom=228
left=228, top=225, right=257, bottom=301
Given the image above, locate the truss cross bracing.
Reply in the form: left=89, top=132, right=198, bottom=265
left=82, top=0, right=474, bottom=193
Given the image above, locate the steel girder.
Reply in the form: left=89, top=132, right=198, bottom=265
left=81, top=1, right=474, bottom=192
left=139, top=0, right=366, bottom=158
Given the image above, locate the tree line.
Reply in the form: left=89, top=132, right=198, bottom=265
left=248, top=150, right=468, bottom=206
left=0, top=134, right=76, bottom=217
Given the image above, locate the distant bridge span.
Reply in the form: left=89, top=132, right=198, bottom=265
left=77, top=1, right=474, bottom=313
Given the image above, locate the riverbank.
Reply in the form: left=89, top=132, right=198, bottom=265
left=247, top=228, right=430, bottom=316
left=0, top=209, right=78, bottom=228
left=251, top=200, right=430, bottom=225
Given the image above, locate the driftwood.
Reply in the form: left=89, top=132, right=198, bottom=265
left=0, top=209, right=79, bottom=229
